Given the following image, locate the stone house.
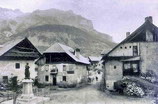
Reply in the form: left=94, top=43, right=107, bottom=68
left=0, top=38, right=41, bottom=83
left=102, top=16, right=158, bottom=90
left=36, top=43, right=90, bottom=85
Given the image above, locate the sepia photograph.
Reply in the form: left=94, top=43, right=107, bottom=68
left=0, top=0, right=157, bottom=104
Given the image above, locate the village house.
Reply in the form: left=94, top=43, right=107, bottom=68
left=88, top=56, right=103, bottom=82
left=88, top=56, right=102, bottom=70
left=36, top=43, right=90, bottom=85
left=0, top=38, right=41, bottom=83
left=102, top=16, right=158, bottom=90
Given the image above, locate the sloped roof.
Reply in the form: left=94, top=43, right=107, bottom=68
left=44, top=43, right=65, bottom=53
left=102, top=18, right=158, bottom=60
left=0, top=37, right=41, bottom=57
left=101, top=48, right=112, bottom=55
left=121, top=56, right=140, bottom=62
left=88, top=56, right=102, bottom=62
left=0, top=38, right=25, bottom=56
left=44, top=43, right=90, bottom=64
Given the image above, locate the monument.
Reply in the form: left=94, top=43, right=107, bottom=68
left=2, top=63, right=50, bottom=104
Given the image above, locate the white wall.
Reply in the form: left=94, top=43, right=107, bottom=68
left=109, top=43, right=140, bottom=56
left=105, top=60, right=123, bottom=90
left=0, top=60, right=37, bottom=83
left=37, top=63, right=88, bottom=84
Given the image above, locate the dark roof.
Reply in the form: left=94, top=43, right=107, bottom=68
left=102, top=19, right=158, bottom=60
left=0, top=37, right=41, bottom=59
left=44, top=43, right=90, bottom=64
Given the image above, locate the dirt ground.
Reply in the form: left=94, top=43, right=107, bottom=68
left=45, top=83, right=155, bottom=104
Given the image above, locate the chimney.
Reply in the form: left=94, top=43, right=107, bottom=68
left=145, top=16, right=153, bottom=23
left=75, top=48, right=80, bottom=59
left=126, top=32, right=130, bottom=37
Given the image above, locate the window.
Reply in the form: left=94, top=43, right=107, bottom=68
left=114, top=66, right=116, bottom=69
left=63, top=76, right=66, bottom=81
left=63, top=65, right=66, bottom=71
left=125, top=47, right=127, bottom=49
left=45, top=75, right=49, bottom=81
left=3, top=76, right=8, bottom=83
left=120, top=47, right=122, bottom=49
left=133, top=46, right=138, bottom=56
left=129, top=46, right=131, bottom=48
left=98, top=71, right=101, bottom=74
left=15, top=63, right=20, bottom=69
left=123, top=62, right=140, bottom=76
left=67, top=70, right=74, bottom=74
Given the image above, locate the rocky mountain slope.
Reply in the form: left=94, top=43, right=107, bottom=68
left=0, top=8, right=116, bottom=56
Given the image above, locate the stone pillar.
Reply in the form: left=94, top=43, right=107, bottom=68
left=16, top=79, right=50, bottom=104
left=17, top=79, right=36, bottom=103
left=21, top=79, right=34, bottom=97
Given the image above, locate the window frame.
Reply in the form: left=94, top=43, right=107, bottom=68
left=123, top=61, right=140, bottom=76
left=63, top=76, right=66, bottom=81
left=15, top=63, right=20, bottom=69
left=133, top=46, right=138, bottom=56
left=45, top=75, right=49, bottom=82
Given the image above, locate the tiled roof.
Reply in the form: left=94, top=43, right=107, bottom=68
left=44, top=43, right=90, bottom=64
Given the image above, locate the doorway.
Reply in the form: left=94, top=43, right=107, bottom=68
left=53, top=76, right=57, bottom=85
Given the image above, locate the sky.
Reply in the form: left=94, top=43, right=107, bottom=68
left=0, top=0, right=158, bottom=43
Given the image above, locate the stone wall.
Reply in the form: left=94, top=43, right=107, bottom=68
left=37, top=63, right=87, bottom=84
left=139, top=42, right=158, bottom=75
left=105, top=60, right=123, bottom=90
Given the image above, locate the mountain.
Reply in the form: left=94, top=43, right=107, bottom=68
left=0, top=7, right=23, bottom=20
left=0, top=8, right=116, bottom=56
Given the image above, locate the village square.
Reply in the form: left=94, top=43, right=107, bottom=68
left=0, top=16, right=157, bottom=104
left=0, top=0, right=157, bottom=104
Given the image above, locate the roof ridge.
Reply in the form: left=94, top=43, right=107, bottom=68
left=102, top=20, right=158, bottom=60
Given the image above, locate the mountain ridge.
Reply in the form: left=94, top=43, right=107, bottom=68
left=0, top=8, right=116, bottom=56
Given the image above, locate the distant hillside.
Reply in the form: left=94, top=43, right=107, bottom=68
left=0, top=7, right=23, bottom=20
left=0, top=8, right=116, bottom=56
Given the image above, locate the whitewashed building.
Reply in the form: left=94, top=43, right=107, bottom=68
left=102, top=16, right=158, bottom=90
left=36, top=43, right=90, bottom=85
left=0, top=38, right=41, bottom=83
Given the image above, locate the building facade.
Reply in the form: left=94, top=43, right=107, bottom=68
left=36, top=43, right=90, bottom=85
left=102, top=16, right=158, bottom=90
left=0, top=38, right=41, bottom=83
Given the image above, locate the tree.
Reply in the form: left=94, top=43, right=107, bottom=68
left=8, top=76, right=21, bottom=104
left=25, top=63, right=30, bottom=79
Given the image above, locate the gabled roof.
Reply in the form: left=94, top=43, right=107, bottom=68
left=0, top=37, right=41, bottom=58
left=101, top=48, right=112, bottom=55
left=102, top=18, right=158, bottom=60
left=88, top=56, right=102, bottom=62
left=0, top=38, right=24, bottom=56
left=44, top=43, right=90, bottom=64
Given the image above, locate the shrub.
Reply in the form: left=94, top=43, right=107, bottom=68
left=37, top=83, right=46, bottom=88
left=114, top=78, right=145, bottom=97
left=58, top=81, right=77, bottom=88
left=123, top=82, right=145, bottom=97
left=141, top=70, right=158, bottom=83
